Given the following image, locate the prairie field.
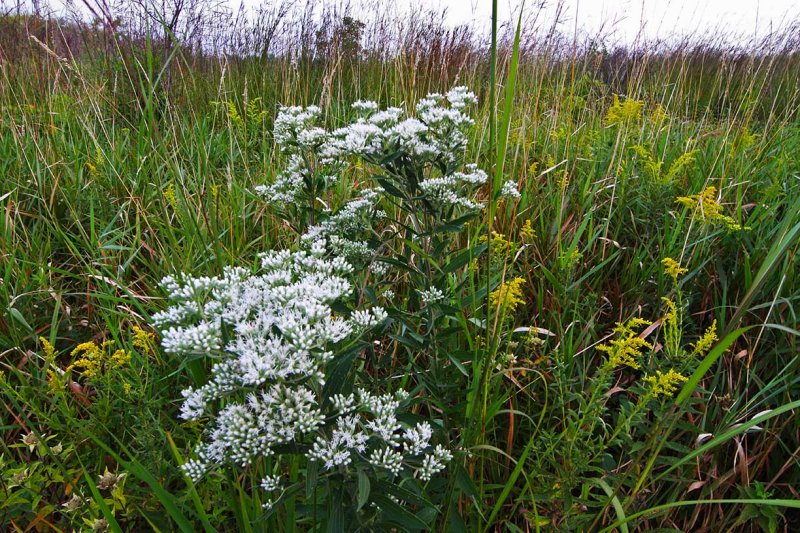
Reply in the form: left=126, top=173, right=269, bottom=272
left=1, top=1, right=800, bottom=531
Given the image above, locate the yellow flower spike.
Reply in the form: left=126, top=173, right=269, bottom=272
left=40, top=337, right=56, bottom=359
left=520, top=220, right=536, bottom=242
left=164, top=183, right=179, bottom=209
left=598, top=318, right=653, bottom=370
left=644, top=369, right=688, bottom=398
left=604, top=94, right=644, bottom=126
left=661, top=257, right=688, bottom=282
left=489, top=277, right=526, bottom=312
left=132, top=326, right=155, bottom=351
left=111, top=349, right=131, bottom=368
left=68, top=341, right=104, bottom=379
left=676, top=186, right=747, bottom=231
left=692, top=320, right=718, bottom=356
left=479, top=231, right=518, bottom=258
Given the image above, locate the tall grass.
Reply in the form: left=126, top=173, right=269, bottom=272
left=1, top=0, right=800, bottom=530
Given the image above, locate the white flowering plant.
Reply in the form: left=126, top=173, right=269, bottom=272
left=154, top=87, right=521, bottom=530
left=156, top=247, right=452, bottom=528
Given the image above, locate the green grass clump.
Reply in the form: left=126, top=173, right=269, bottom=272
left=2, top=3, right=800, bottom=531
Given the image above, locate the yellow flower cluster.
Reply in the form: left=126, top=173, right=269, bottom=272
left=676, top=186, right=746, bottom=231
left=40, top=337, right=56, bottom=359
left=661, top=257, right=688, bottom=282
left=489, top=277, right=526, bottom=312
left=604, top=94, right=644, bottom=126
left=132, top=326, right=155, bottom=351
left=164, top=183, right=179, bottom=209
left=68, top=341, right=130, bottom=379
left=644, top=369, right=688, bottom=398
left=480, top=231, right=519, bottom=259
left=691, top=320, right=718, bottom=356
left=598, top=318, right=653, bottom=370
left=520, top=219, right=536, bottom=242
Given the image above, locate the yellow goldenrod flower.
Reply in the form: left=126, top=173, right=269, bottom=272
left=644, top=369, right=688, bottom=398
left=480, top=231, right=518, bottom=259
left=520, top=219, right=536, bottom=242
left=164, top=183, right=179, bottom=209
left=676, top=186, right=747, bottom=231
left=692, top=320, right=718, bottom=356
left=68, top=341, right=104, bottom=378
left=132, top=326, right=155, bottom=351
left=560, top=249, right=583, bottom=269
left=662, top=257, right=688, bottom=282
left=40, top=337, right=56, bottom=359
left=604, top=94, right=644, bottom=126
left=489, top=277, right=526, bottom=312
left=46, top=369, right=62, bottom=394
left=110, top=349, right=131, bottom=368
left=123, top=383, right=132, bottom=395
left=598, top=318, right=653, bottom=370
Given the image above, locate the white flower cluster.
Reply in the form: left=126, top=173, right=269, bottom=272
left=156, top=246, right=378, bottom=479
left=302, top=187, right=385, bottom=265
left=308, top=389, right=451, bottom=479
left=418, top=286, right=445, bottom=306
left=156, top=245, right=451, bottom=486
left=259, top=87, right=485, bottom=216
left=419, top=164, right=488, bottom=210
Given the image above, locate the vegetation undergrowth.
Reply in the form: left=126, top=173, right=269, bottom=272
left=1, top=1, right=800, bottom=531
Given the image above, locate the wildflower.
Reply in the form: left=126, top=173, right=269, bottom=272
left=418, top=445, right=453, bottom=482
left=92, top=518, right=109, bottom=533
left=68, top=341, right=104, bottom=378
left=419, top=286, right=445, bottom=306
left=676, top=186, right=747, bottom=231
left=662, top=257, right=688, bottom=282
left=604, top=94, right=643, bottom=126
left=520, top=219, right=536, bottom=242
left=97, top=468, right=124, bottom=490
left=661, top=297, right=682, bottom=358
left=132, top=325, right=154, bottom=351
left=110, top=349, right=130, bottom=368
left=644, top=369, right=688, bottom=398
left=489, top=277, right=526, bottom=312
left=561, top=249, right=583, bottom=269
left=22, top=432, right=39, bottom=452
left=403, top=422, right=433, bottom=455
left=480, top=231, right=519, bottom=260
left=500, top=180, right=521, bottom=199
left=369, top=447, right=404, bottom=476
left=164, top=183, right=178, bottom=209
left=597, top=318, right=653, bottom=370
left=40, top=337, right=56, bottom=359
left=260, top=474, right=282, bottom=492
left=692, top=320, right=718, bottom=356
left=62, top=494, right=84, bottom=512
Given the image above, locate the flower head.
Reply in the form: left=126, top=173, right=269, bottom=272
left=644, top=369, right=688, bottom=398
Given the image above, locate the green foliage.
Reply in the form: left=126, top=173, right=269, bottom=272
left=1, top=7, right=800, bottom=532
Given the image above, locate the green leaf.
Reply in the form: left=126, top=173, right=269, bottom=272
left=8, top=307, right=33, bottom=334
left=372, top=493, right=430, bottom=531
left=356, top=469, right=371, bottom=511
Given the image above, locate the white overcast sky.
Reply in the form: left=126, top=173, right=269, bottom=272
left=33, top=0, right=800, bottom=43
left=390, top=0, right=800, bottom=42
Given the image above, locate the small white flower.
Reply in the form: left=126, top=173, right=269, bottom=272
left=369, top=446, right=403, bottom=476
left=418, top=287, right=445, bottom=306
left=500, top=180, right=521, bottom=199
